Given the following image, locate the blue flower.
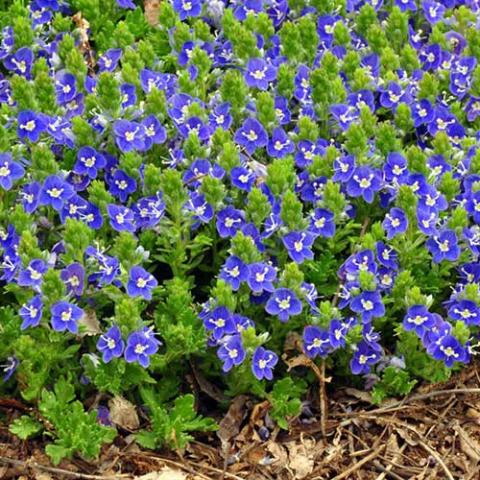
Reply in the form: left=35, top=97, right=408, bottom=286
left=19, top=295, right=43, bottom=330
left=98, top=48, right=122, bottom=73
left=231, top=166, right=256, bottom=191
left=282, top=231, right=314, bottom=264
left=350, top=291, right=385, bottom=323
left=2, top=356, right=18, bottom=382
left=403, top=305, right=435, bottom=336
left=209, top=102, right=232, bottom=130
left=412, top=99, right=434, bottom=127
left=60, top=263, right=85, bottom=296
left=252, top=347, right=278, bottom=380
left=429, top=334, right=467, bottom=368
left=185, top=192, right=214, bottom=224
left=234, top=118, right=268, bottom=155
left=173, top=0, right=203, bottom=20
left=267, top=127, right=294, bottom=158
left=18, top=259, right=48, bottom=289
left=330, top=104, right=358, bottom=130
left=4, top=47, right=33, bottom=78
left=383, top=207, right=408, bottom=240
left=333, top=154, right=355, bottom=182
left=97, top=325, right=125, bottom=363
left=383, top=152, right=408, bottom=182
left=220, top=256, right=249, bottom=291
left=55, top=72, right=77, bottom=105
left=309, top=208, right=335, bottom=237
left=418, top=186, right=447, bottom=213
left=329, top=319, right=348, bottom=349
left=39, top=175, right=75, bottom=211
left=422, top=0, right=445, bottom=24
left=17, top=110, right=46, bottom=142
left=350, top=341, right=381, bottom=375
left=417, top=208, right=439, bottom=236
left=247, top=262, right=277, bottom=293
left=426, top=230, right=460, bottom=263
left=265, top=288, right=302, bottom=322
left=142, top=115, right=167, bottom=149
left=448, top=300, right=480, bottom=325
left=376, top=241, right=398, bottom=270
left=395, top=0, right=417, bottom=11
left=113, top=120, right=146, bottom=152
left=244, top=57, right=277, bottom=90
left=133, top=193, right=165, bottom=229
left=379, top=82, right=406, bottom=110
left=117, top=0, right=136, bottom=8
left=126, top=266, right=158, bottom=300
left=0, top=153, right=25, bottom=190
left=204, top=306, right=236, bottom=340
left=20, top=182, right=41, bottom=213
left=217, top=334, right=245, bottom=372
left=73, top=146, right=106, bottom=179
left=124, top=329, right=159, bottom=368
left=346, top=166, right=382, bottom=203
left=51, top=301, right=84, bottom=334
left=108, top=169, right=137, bottom=203
left=120, top=83, right=137, bottom=108
left=107, top=204, right=137, bottom=232
left=216, top=206, right=245, bottom=238
left=303, top=326, right=331, bottom=358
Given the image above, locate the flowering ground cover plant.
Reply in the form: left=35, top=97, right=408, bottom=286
left=1, top=0, right=480, bottom=466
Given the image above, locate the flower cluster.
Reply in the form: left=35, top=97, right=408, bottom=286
left=1, top=0, right=480, bottom=414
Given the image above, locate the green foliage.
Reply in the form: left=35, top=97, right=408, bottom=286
left=38, top=378, right=116, bottom=465
left=268, top=377, right=307, bottom=430
left=136, top=391, right=217, bottom=449
left=371, top=367, right=417, bottom=404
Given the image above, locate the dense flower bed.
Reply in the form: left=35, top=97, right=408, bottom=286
left=1, top=0, right=480, bottom=464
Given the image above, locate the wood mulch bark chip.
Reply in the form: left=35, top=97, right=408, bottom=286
left=1, top=362, right=480, bottom=479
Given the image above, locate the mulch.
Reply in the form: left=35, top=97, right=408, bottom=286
left=1, top=363, right=480, bottom=480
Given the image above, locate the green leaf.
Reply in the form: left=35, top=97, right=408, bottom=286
left=9, top=416, right=43, bottom=440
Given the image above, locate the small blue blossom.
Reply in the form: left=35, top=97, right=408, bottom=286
left=17, top=110, right=46, bottom=142
left=217, top=334, right=245, bottom=372
left=282, top=231, right=314, bottom=264
left=244, top=57, right=276, bottom=90
left=19, top=295, right=43, bottom=330
left=234, top=118, right=268, bottom=155
left=346, top=166, right=382, bottom=203
left=247, top=262, right=277, bottom=293
left=107, top=204, right=137, bottom=232
left=113, top=120, right=146, bottom=152
left=204, top=306, right=236, bottom=340
left=216, top=206, right=245, bottom=238
left=426, top=230, right=460, bottom=263
left=126, top=266, right=158, bottom=300
left=0, top=153, right=25, bottom=190
left=350, top=341, right=381, bottom=375
left=220, top=256, right=249, bottom=291
left=429, top=334, right=467, bottom=368
left=73, top=146, right=106, bottom=179
left=383, top=207, right=408, bottom=240
left=265, top=288, right=302, bottom=322
left=251, top=347, right=278, bottom=380
left=51, top=301, right=84, bottom=334
left=350, top=291, right=385, bottom=323
left=403, top=305, right=435, bottom=336
left=173, top=0, right=203, bottom=20
left=39, top=175, right=75, bottom=211
left=124, top=329, right=159, bottom=368
left=303, top=326, right=331, bottom=358
left=18, top=259, right=48, bottom=289
left=97, top=325, right=125, bottom=363
left=448, top=300, right=480, bottom=326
